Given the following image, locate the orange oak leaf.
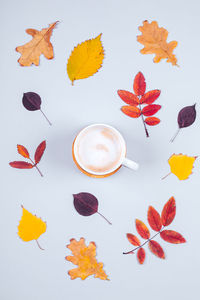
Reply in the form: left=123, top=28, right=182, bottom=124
left=17, top=145, right=30, bottom=158
left=147, top=206, right=162, bottom=231
left=148, top=240, right=165, bottom=259
left=161, top=196, right=176, bottom=226
left=142, top=104, right=161, bottom=116
left=160, top=230, right=186, bottom=244
left=135, top=219, right=150, bottom=239
left=65, top=238, right=109, bottom=280
left=137, top=20, right=178, bottom=66
left=16, top=21, right=58, bottom=66
left=133, top=72, right=146, bottom=96
left=121, top=106, right=141, bottom=118
left=144, top=117, right=160, bottom=126
left=127, top=233, right=140, bottom=246
left=117, top=90, right=139, bottom=106
left=34, top=141, right=46, bottom=164
left=137, top=247, right=145, bottom=264
left=140, top=90, right=161, bottom=104
left=9, top=161, right=33, bottom=169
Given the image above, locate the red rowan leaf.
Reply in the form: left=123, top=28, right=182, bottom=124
left=161, top=196, right=176, bottom=226
left=147, top=206, right=162, bottom=231
left=160, top=230, right=186, bottom=244
left=142, top=104, right=161, bottom=116
left=34, top=140, right=46, bottom=164
left=117, top=90, right=139, bottom=106
left=9, top=161, right=33, bottom=169
left=140, top=90, right=161, bottom=104
left=135, top=219, right=150, bottom=239
left=17, top=145, right=30, bottom=158
left=148, top=240, right=165, bottom=259
left=137, top=247, right=145, bottom=264
left=127, top=233, right=140, bottom=246
left=145, top=117, right=160, bottom=126
left=121, top=106, right=141, bottom=118
left=133, top=72, right=146, bottom=96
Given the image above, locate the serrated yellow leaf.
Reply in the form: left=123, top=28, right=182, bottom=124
left=18, top=206, right=46, bottom=249
left=67, top=34, right=104, bottom=85
left=168, top=154, right=197, bottom=180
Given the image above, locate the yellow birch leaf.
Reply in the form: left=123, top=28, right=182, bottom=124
left=168, top=154, right=197, bottom=180
left=137, top=20, right=178, bottom=66
left=67, top=34, right=104, bottom=85
left=18, top=206, right=47, bottom=250
left=65, top=237, right=109, bottom=280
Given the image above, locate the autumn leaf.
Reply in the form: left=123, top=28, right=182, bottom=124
left=148, top=240, right=165, bottom=259
left=147, top=206, right=162, bottom=231
left=34, top=141, right=46, bottom=164
left=121, top=106, right=141, bottom=118
left=142, top=104, right=161, bottom=116
left=160, top=230, right=186, bottom=244
left=117, top=90, right=139, bottom=106
left=161, top=197, right=176, bottom=226
left=16, top=21, right=58, bottom=66
left=9, top=161, right=33, bottom=169
left=135, top=219, right=150, bottom=239
left=137, top=248, right=145, bottom=264
left=140, top=90, right=161, bottom=104
left=18, top=206, right=46, bottom=250
left=144, top=117, right=160, bottom=126
left=137, top=20, right=178, bottom=66
left=65, top=237, right=109, bottom=280
left=127, top=233, right=140, bottom=246
left=133, top=72, right=146, bottom=96
left=67, top=34, right=104, bottom=85
left=17, top=145, right=30, bottom=158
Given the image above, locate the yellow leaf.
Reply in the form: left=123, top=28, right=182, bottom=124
left=137, top=20, right=178, bottom=66
left=16, top=21, right=58, bottom=66
left=18, top=206, right=47, bottom=249
left=65, top=238, right=109, bottom=280
left=168, top=154, right=197, bottom=180
left=67, top=34, right=104, bottom=85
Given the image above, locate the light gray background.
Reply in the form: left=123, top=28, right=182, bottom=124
left=1, top=0, right=200, bottom=299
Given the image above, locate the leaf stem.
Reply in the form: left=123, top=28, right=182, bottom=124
left=36, top=239, right=45, bottom=250
left=40, top=109, right=52, bottom=126
left=161, top=172, right=171, bottom=180
left=170, top=128, right=181, bottom=142
left=139, top=97, right=149, bottom=138
left=97, top=211, right=112, bottom=225
left=29, top=158, right=43, bottom=177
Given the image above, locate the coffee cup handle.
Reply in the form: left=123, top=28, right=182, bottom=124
left=122, top=158, right=139, bottom=171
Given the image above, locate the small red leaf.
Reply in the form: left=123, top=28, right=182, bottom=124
left=142, top=104, right=161, bottom=116
left=135, top=219, right=150, bottom=239
left=127, top=233, right=140, bottom=246
left=34, top=140, right=46, bottom=164
left=148, top=240, right=165, bottom=259
left=140, top=90, right=161, bottom=104
left=160, top=230, right=186, bottom=244
left=161, top=196, right=176, bottom=226
left=133, top=72, right=146, bottom=96
left=145, top=117, right=160, bottom=126
left=117, top=90, right=139, bottom=106
left=9, top=161, right=33, bottom=169
left=147, top=206, right=162, bottom=231
left=137, top=247, right=145, bottom=264
left=121, top=106, right=141, bottom=118
left=17, top=145, right=30, bottom=158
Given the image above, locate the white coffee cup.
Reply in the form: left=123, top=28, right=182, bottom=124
left=72, top=124, right=139, bottom=177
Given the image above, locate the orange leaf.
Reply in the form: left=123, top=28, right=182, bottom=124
left=135, top=219, right=150, bottom=239
left=17, top=145, right=30, bottom=158
left=34, top=141, right=46, bottom=164
left=147, top=206, right=162, bottom=231
left=145, top=117, right=160, bottom=126
left=133, top=72, right=146, bottom=96
left=9, top=161, right=33, bottom=169
left=142, top=104, right=161, bottom=116
left=117, top=90, right=139, bottom=106
left=127, top=233, right=140, bottom=246
left=148, top=240, right=165, bottom=259
left=140, top=90, right=161, bottom=104
left=160, top=230, right=186, bottom=244
left=137, top=247, right=145, bottom=264
left=16, top=22, right=58, bottom=66
left=121, top=106, right=141, bottom=118
left=161, top=196, right=176, bottom=226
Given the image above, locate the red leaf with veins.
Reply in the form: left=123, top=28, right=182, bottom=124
left=127, top=233, right=140, bottom=246
left=135, top=219, right=150, bottom=239
left=147, top=206, right=162, bottom=231
left=160, top=230, right=186, bottom=244
left=117, top=90, right=139, bottom=106
left=133, top=72, right=146, bottom=96
left=142, top=104, right=161, bottom=116
left=9, top=161, right=33, bottom=169
left=137, top=247, right=145, bottom=264
left=34, top=140, right=46, bottom=164
left=145, top=117, right=160, bottom=126
left=161, top=196, right=176, bottom=226
left=148, top=240, right=165, bottom=258
left=121, top=106, right=141, bottom=118
left=140, top=90, right=161, bottom=104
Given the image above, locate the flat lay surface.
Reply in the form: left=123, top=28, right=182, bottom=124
left=1, top=0, right=200, bottom=299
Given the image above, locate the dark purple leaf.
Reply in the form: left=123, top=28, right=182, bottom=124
left=178, top=104, right=196, bottom=128
left=22, top=92, right=41, bottom=111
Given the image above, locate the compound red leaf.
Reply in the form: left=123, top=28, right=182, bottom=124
left=142, top=104, right=161, bottom=116
left=133, top=72, right=146, bottom=96
left=145, top=117, right=160, bottom=126
left=161, top=196, right=176, bottom=226
left=9, top=161, right=33, bottom=169
left=127, top=233, right=140, bottom=246
left=148, top=240, right=165, bottom=259
left=117, top=90, right=139, bottom=106
left=137, top=247, right=145, bottom=264
left=34, top=140, right=46, bottom=164
left=135, top=219, right=150, bottom=239
left=140, top=90, right=161, bottom=104
left=17, top=145, right=30, bottom=158
left=147, top=206, right=162, bottom=231
left=160, top=230, right=186, bottom=244
left=121, top=106, right=141, bottom=118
